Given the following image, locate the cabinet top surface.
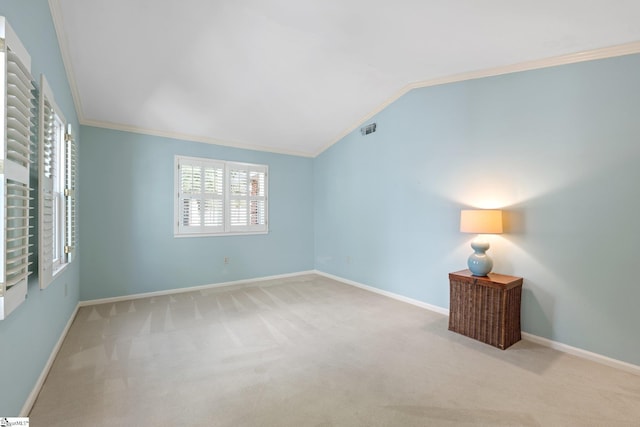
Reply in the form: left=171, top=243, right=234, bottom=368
left=449, top=269, right=523, bottom=287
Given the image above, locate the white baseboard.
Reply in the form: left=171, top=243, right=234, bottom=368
left=315, top=270, right=640, bottom=377
left=21, top=303, right=80, bottom=416
left=522, top=332, right=640, bottom=376
left=79, top=270, right=316, bottom=307
left=22, top=270, right=316, bottom=414
left=27, top=268, right=638, bottom=417
left=314, top=270, right=450, bottom=316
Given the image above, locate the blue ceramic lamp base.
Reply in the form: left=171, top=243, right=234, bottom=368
left=467, top=240, right=493, bottom=276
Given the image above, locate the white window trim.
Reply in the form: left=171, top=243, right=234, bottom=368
left=51, top=112, right=65, bottom=273
left=39, top=75, right=77, bottom=288
left=174, top=155, right=269, bottom=237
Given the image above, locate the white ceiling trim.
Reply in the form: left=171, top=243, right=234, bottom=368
left=47, top=0, right=640, bottom=159
left=47, top=0, right=313, bottom=158
left=315, top=40, right=640, bottom=157
left=80, top=118, right=315, bottom=157
left=48, top=0, right=85, bottom=123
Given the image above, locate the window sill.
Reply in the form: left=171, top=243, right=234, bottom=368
left=52, top=262, right=69, bottom=278
left=174, top=230, right=269, bottom=238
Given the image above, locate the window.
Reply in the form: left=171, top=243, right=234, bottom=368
left=175, top=156, right=268, bottom=236
left=39, top=76, right=77, bottom=289
left=51, top=112, right=65, bottom=270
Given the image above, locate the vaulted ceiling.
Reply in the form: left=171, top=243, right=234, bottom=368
left=50, top=0, right=640, bottom=156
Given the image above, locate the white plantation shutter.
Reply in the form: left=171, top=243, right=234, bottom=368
left=227, top=163, right=267, bottom=233
left=39, top=76, right=62, bottom=289
left=1, top=17, right=35, bottom=319
left=175, top=156, right=268, bottom=236
left=64, top=123, right=77, bottom=261
left=176, top=156, right=225, bottom=235
left=229, top=169, right=248, bottom=228
left=249, top=169, right=267, bottom=227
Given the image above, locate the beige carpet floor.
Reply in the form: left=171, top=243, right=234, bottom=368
left=29, top=274, right=640, bottom=426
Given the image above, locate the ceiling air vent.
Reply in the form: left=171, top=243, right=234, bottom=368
left=360, top=123, right=376, bottom=136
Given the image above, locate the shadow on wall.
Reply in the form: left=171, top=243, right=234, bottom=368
left=521, top=286, right=555, bottom=341
left=503, top=209, right=525, bottom=235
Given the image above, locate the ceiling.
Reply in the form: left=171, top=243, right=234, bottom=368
left=50, top=0, right=640, bottom=157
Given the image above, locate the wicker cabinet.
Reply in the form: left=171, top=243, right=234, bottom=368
left=448, top=269, right=523, bottom=350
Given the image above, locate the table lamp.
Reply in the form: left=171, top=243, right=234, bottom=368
left=460, top=209, right=503, bottom=276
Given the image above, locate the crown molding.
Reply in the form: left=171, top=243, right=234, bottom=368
left=81, top=119, right=315, bottom=158
left=48, top=0, right=85, bottom=123
left=315, top=40, right=640, bottom=157
left=48, top=0, right=313, bottom=158
left=46, top=2, right=640, bottom=160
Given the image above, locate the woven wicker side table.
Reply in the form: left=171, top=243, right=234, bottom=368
left=448, top=269, right=523, bottom=350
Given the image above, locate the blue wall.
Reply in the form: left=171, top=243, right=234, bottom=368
left=79, top=127, right=314, bottom=301
left=0, top=0, right=81, bottom=416
left=315, top=53, right=640, bottom=366
left=2, top=0, right=640, bottom=416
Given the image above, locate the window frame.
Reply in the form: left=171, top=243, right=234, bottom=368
left=51, top=112, right=66, bottom=272
left=174, top=155, right=269, bottom=237
left=39, top=75, right=77, bottom=289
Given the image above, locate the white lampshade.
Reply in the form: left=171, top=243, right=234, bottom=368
left=460, top=209, right=503, bottom=234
